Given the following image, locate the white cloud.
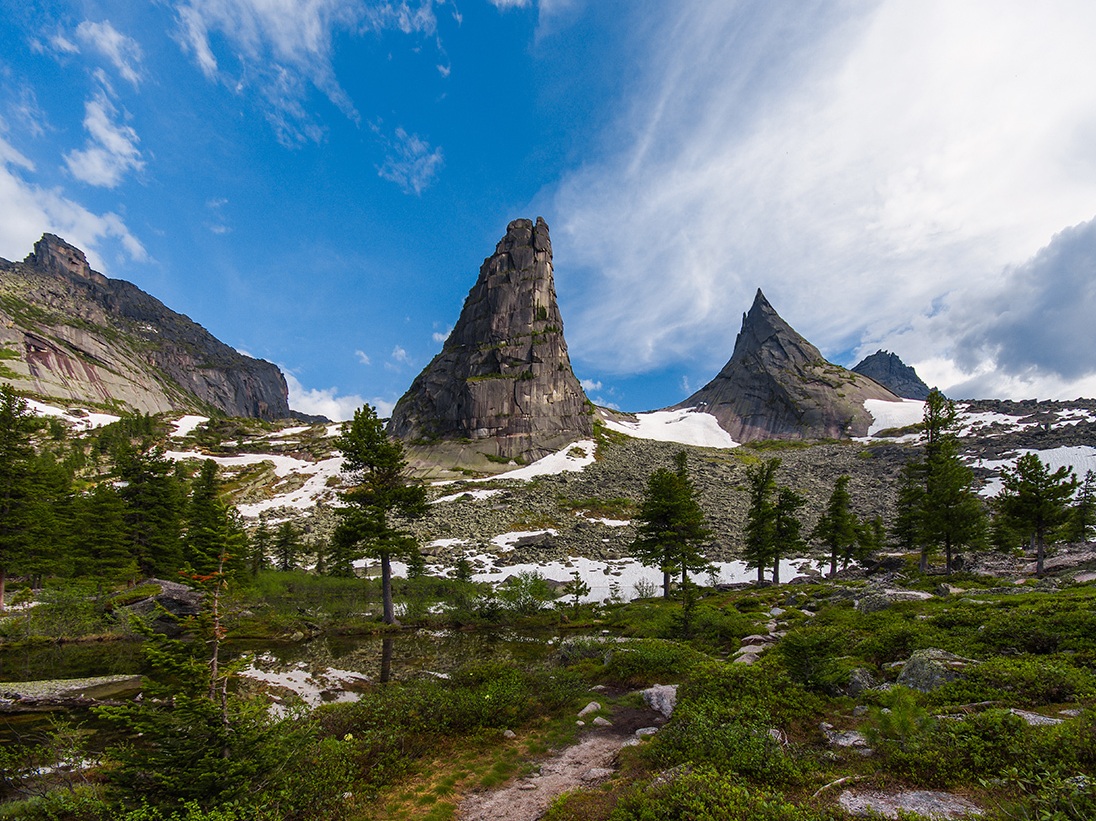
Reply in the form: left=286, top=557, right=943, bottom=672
left=174, top=0, right=437, bottom=145
left=487, top=0, right=530, bottom=8
left=355, top=349, right=372, bottom=365
left=48, top=34, right=80, bottom=55
left=75, top=20, right=144, bottom=85
left=0, top=132, right=146, bottom=267
left=432, top=325, right=452, bottom=344
left=64, top=90, right=144, bottom=188
left=391, top=345, right=410, bottom=364
left=553, top=1, right=1096, bottom=401
left=376, top=126, right=443, bottom=194
left=579, top=378, right=601, bottom=392
left=284, top=371, right=394, bottom=421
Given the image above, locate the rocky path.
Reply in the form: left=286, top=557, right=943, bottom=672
left=457, top=694, right=668, bottom=821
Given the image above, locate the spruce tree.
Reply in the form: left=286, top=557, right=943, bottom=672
left=1065, top=470, right=1096, bottom=543
left=76, top=483, right=138, bottom=583
left=812, top=475, right=860, bottom=576
left=743, top=458, right=780, bottom=583
left=631, top=451, right=711, bottom=598
left=274, top=521, right=299, bottom=572
left=772, top=486, right=806, bottom=584
left=333, top=405, right=427, bottom=624
left=182, top=460, right=246, bottom=577
left=117, top=446, right=185, bottom=577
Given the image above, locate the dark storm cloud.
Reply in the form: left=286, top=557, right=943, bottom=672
left=955, top=217, right=1096, bottom=381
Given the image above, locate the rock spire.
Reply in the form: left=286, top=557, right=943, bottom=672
left=675, top=289, right=899, bottom=442
left=389, top=217, right=592, bottom=461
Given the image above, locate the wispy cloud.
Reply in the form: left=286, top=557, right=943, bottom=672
left=0, top=132, right=146, bottom=266
left=174, top=0, right=437, bottom=146
left=355, top=349, right=372, bottom=365
left=376, top=126, right=443, bottom=194
left=553, top=1, right=1096, bottom=401
left=75, top=20, right=144, bottom=85
left=64, top=89, right=144, bottom=188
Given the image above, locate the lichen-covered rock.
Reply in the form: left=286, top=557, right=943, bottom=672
left=674, top=290, right=899, bottom=442
left=0, top=234, right=290, bottom=419
left=389, top=218, right=592, bottom=461
left=852, top=350, right=932, bottom=401
left=896, top=648, right=978, bottom=692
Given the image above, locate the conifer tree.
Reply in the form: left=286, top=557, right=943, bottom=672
left=632, top=451, right=711, bottom=598
left=182, top=460, right=246, bottom=577
left=274, top=521, right=299, bottom=572
left=0, top=386, right=41, bottom=609
left=743, top=458, right=780, bottom=583
left=772, top=486, right=806, bottom=584
left=333, top=404, right=427, bottom=624
left=117, top=446, right=185, bottom=577
left=812, top=475, right=860, bottom=576
left=996, top=452, right=1078, bottom=577
left=76, top=483, right=138, bottom=583
left=1065, top=469, right=1096, bottom=543
left=249, top=521, right=272, bottom=575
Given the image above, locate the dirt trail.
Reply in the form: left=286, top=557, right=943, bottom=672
left=458, top=703, right=662, bottom=821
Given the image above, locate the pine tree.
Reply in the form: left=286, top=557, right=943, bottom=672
left=249, top=521, right=272, bottom=575
left=743, top=458, right=780, bottom=583
left=812, top=475, right=860, bottom=576
left=631, top=451, right=711, bottom=598
left=333, top=405, right=427, bottom=624
left=995, top=452, right=1079, bottom=577
left=921, top=435, right=985, bottom=575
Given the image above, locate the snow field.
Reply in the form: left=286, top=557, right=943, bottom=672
left=602, top=408, right=739, bottom=449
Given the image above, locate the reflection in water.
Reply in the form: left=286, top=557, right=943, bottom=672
left=379, top=637, right=394, bottom=684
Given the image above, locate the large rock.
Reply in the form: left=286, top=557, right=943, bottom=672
left=673, top=290, right=900, bottom=442
left=0, top=234, right=290, bottom=419
left=896, top=648, right=977, bottom=692
left=389, top=218, right=592, bottom=461
left=852, top=350, right=931, bottom=401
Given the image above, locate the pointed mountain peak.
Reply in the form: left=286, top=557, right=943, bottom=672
left=674, top=290, right=899, bottom=442
left=852, top=350, right=931, bottom=400
left=389, top=217, right=592, bottom=465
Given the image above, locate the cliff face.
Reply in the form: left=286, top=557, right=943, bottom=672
left=0, top=234, right=290, bottom=419
left=389, top=217, right=592, bottom=461
left=675, top=289, right=900, bottom=442
left=852, top=350, right=931, bottom=400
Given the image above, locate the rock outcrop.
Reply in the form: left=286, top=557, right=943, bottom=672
left=674, top=290, right=900, bottom=442
left=852, top=350, right=931, bottom=400
left=0, top=234, right=290, bottom=419
left=389, top=217, right=592, bottom=461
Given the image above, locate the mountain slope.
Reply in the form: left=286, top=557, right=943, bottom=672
left=674, top=289, right=900, bottom=442
left=0, top=234, right=290, bottom=419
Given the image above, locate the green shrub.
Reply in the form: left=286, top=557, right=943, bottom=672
left=606, top=766, right=843, bottom=820
left=775, top=627, right=853, bottom=693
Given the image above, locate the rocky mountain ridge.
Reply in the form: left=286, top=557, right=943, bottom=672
left=673, top=289, right=900, bottom=442
left=852, top=349, right=931, bottom=400
left=389, top=218, right=592, bottom=466
left=0, top=234, right=290, bottom=419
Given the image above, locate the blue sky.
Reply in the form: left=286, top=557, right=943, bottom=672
left=3, top=1, right=1096, bottom=420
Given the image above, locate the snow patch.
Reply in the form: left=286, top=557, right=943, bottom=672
left=603, top=409, right=738, bottom=449
left=863, top=399, right=925, bottom=436
left=433, top=488, right=504, bottom=505
left=170, top=415, right=208, bottom=438
left=489, top=440, right=597, bottom=480
left=491, top=529, right=557, bottom=552
left=977, top=446, right=1096, bottom=497
left=26, top=399, right=120, bottom=430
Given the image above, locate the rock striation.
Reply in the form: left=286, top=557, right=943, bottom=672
left=0, top=234, right=290, bottom=419
left=674, top=289, right=900, bottom=442
left=852, top=350, right=931, bottom=400
left=389, top=217, right=592, bottom=461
